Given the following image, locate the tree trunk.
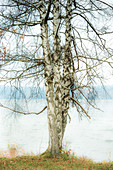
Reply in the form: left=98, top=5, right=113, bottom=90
left=62, top=0, right=73, bottom=137
left=39, top=0, right=73, bottom=157
left=53, top=0, right=63, bottom=151
left=39, top=2, right=59, bottom=157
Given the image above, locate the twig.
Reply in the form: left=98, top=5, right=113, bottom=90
left=70, top=97, right=91, bottom=119
left=0, top=104, right=47, bottom=115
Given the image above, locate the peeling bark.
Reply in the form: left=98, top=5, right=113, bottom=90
left=62, top=0, right=73, bottom=137
left=53, top=0, right=63, bottom=150
left=39, top=2, right=59, bottom=156
left=39, top=0, right=73, bottom=156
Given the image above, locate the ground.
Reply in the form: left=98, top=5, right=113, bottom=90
left=0, top=152, right=113, bottom=170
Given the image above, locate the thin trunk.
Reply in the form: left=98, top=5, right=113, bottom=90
left=62, top=0, right=73, bottom=137
left=53, top=0, right=63, bottom=151
left=39, top=2, right=59, bottom=156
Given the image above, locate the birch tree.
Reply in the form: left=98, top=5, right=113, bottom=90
left=0, top=0, right=113, bottom=157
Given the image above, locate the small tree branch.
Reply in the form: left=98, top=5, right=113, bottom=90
left=96, top=0, right=113, bottom=9
left=44, top=0, right=51, bottom=24
left=0, top=104, right=47, bottom=115
left=70, top=97, right=91, bottom=119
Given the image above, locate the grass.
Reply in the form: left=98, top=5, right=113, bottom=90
left=0, top=153, right=113, bottom=170
left=0, top=146, right=113, bottom=170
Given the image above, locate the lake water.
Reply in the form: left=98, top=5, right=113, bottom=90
left=0, top=99, right=113, bottom=162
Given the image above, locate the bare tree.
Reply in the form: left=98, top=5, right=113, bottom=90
left=0, top=0, right=113, bottom=157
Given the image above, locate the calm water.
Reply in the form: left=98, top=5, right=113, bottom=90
left=0, top=99, right=113, bottom=162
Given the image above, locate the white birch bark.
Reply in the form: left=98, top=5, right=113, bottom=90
left=53, top=0, right=63, bottom=150
left=39, top=0, right=73, bottom=156
left=62, top=0, right=73, bottom=137
left=39, top=2, right=59, bottom=156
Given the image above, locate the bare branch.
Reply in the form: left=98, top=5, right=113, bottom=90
left=0, top=104, right=47, bottom=115
left=70, top=97, right=91, bottom=119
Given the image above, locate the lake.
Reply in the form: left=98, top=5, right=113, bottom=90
left=0, top=99, right=113, bottom=162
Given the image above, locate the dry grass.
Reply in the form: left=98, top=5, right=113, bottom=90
left=0, top=144, right=35, bottom=158
left=0, top=146, right=113, bottom=170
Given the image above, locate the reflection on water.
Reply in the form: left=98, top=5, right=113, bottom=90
left=0, top=99, right=113, bottom=162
